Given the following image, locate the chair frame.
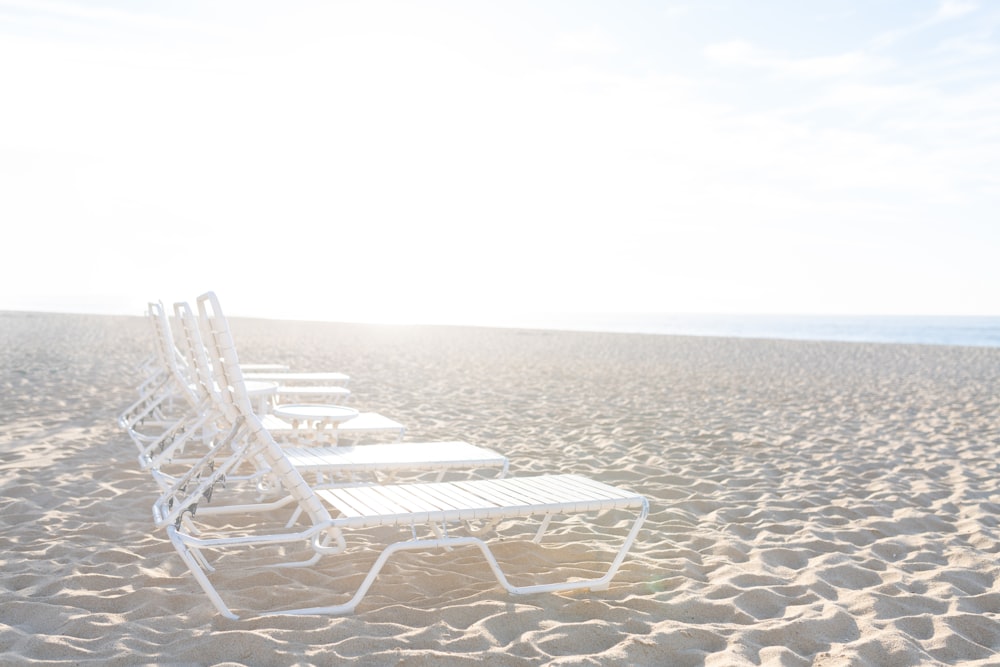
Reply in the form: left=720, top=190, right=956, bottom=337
left=156, top=413, right=648, bottom=619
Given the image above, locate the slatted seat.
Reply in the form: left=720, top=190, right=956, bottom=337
left=238, top=363, right=290, bottom=372
left=244, top=371, right=350, bottom=385
left=273, top=384, right=352, bottom=403
left=318, top=474, right=642, bottom=527
left=245, top=373, right=354, bottom=412
left=285, top=441, right=508, bottom=478
left=260, top=411, right=406, bottom=443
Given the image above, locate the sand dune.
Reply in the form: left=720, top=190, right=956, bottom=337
left=2, top=310, right=999, bottom=665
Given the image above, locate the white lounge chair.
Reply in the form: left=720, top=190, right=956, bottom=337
left=154, top=412, right=647, bottom=619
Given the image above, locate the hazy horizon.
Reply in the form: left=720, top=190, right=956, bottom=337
left=3, top=302, right=999, bottom=326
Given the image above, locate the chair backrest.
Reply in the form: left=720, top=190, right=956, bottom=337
left=138, top=306, right=169, bottom=387
left=119, top=303, right=195, bottom=433
left=194, top=291, right=333, bottom=527
left=172, top=301, right=234, bottom=421
left=195, top=293, right=257, bottom=420
left=148, top=301, right=199, bottom=408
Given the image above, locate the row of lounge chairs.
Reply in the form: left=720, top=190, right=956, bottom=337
left=120, top=291, right=648, bottom=619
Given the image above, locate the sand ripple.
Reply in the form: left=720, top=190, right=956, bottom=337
left=2, top=313, right=999, bottom=664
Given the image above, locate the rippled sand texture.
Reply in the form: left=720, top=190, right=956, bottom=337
left=2, top=310, right=999, bottom=665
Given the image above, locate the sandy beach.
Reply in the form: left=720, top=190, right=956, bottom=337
left=2, top=309, right=999, bottom=666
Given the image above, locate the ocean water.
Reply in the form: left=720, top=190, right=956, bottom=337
left=499, top=314, right=1000, bottom=349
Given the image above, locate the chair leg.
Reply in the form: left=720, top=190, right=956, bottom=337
left=480, top=501, right=649, bottom=595
left=269, top=504, right=649, bottom=617
left=270, top=537, right=481, bottom=616
left=172, top=503, right=648, bottom=619
left=284, top=506, right=304, bottom=529
left=532, top=514, right=554, bottom=543
left=270, top=529, right=343, bottom=568
left=167, top=526, right=238, bottom=620
left=188, top=541, right=216, bottom=574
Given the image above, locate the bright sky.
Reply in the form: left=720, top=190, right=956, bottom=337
left=1, top=0, right=997, bottom=323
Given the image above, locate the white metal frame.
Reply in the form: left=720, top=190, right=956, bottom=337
left=157, top=414, right=647, bottom=620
